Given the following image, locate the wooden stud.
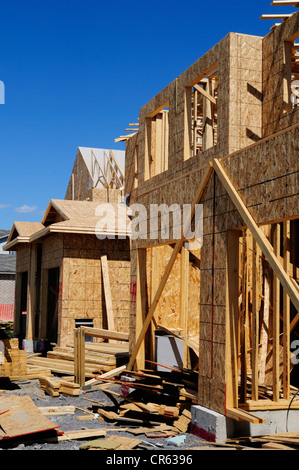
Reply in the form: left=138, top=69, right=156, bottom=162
left=180, top=246, right=190, bottom=368
left=283, top=221, right=291, bottom=400
left=240, top=230, right=249, bottom=402
left=226, top=230, right=242, bottom=410
left=273, top=223, right=281, bottom=402
left=251, top=239, right=261, bottom=401
left=127, top=164, right=214, bottom=371
left=135, top=249, right=147, bottom=370
left=74, top=327, right=85, bottom=388
left=101, top=256, right=116, bottom=339
left=213, top=159, right=299, bottom=313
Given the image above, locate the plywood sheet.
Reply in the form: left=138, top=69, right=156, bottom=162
left=0, top=395, right=59, bottom=440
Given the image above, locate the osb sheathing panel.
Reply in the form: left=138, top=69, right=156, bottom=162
left=41, top=234, right=63, bottom=270
left=129, top=33, right=263, bottom=204
left=53, top=234, right=130, bottom=347
left=65, top=149, right=93, bottom=201
left=262, top=11, right=299, bottom=138
left=128, top=245, right=200, bottom=357
left=228, top=34, right=263, bottom=153
left=220, top=125, right=299, bottom=226
left=15, top=245, right=31, bottom=273
left=145, top=245, right=200, bottom=334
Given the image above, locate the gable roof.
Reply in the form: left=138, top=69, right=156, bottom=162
left=4, top=199, right=131, bottom=251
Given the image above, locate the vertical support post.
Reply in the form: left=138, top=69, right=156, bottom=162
left=150, top=247, right=158, bottom=362
left=283, top=41, right=293, bottom=114
left=225, top=230, right=241, bottom=410
left=202, top=80, right=214, bottom=151
left=283, top=221, right=291, bottom=400
left=193, top=89, right=198, bottom=157
left=240, top=230, right=249, bottom=403
left=74, top=327, right=85, bottom=387
left=135, top=249, right=147, bottom=370
left=252, top=239, right=261, bottom=401
left=273, top=223, right=281, bottom=402
left=101, top=255, right=116, bottom=341
left=184, top=86, right=193, bottom=160
left=180, top=246, right=190, bottom=369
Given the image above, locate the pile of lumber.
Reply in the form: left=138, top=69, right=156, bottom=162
left=82, top=367, right=198, bottom=436
left=227, top=431, right=299, bottom=450
left=27, top=342, right=129, bottom=378
left=38, top=376, right=80, bottom=397
left=0, top=338, right=27, bottom=379
left=0, top=338, right=53, bottom=381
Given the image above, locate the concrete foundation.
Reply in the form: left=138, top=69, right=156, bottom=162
left=191, top=405, right=299, bottom=443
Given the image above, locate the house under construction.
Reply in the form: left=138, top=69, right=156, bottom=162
left=4, top=147, right=131, bottom=352
left=120, top=8, right=299, bottom=439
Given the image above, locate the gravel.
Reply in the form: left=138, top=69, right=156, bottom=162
left=0, top=378, right=206, bottom=452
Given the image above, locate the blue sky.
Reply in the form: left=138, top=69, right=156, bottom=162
left=0, top=0, right=296, bottom=230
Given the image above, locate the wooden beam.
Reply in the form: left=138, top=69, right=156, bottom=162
left=213, top=159, right=299, bottom=313
left=226, top=408, right=266, bottom=424
left=283, top=221, right=291, bottom=400
left=101, top=256, right=116, bottom=340
left=251, top=239, right=260, bottom=401
left=74, top=327, right=85, bottom=387
left=271, top=1, right=299, bottom=7
left=260, top=14, right=294, bottom=19
left=83, top=327, right=129, bottom=342
left=180, top=246, right=190, bottom=368
left=127, top=163, right=214, bottom=371
left=226, top=230, right=241, bottom=410
left=135, top=249, right=147, bottom=370
left=194, top=84, right=217, bottom=105
left=273, top=224, right=281, bottom=402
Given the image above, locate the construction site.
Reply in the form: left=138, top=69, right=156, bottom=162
left=0, top=1, right=299, bottom=453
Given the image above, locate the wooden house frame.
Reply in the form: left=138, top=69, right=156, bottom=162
left=4, top=148, right=131, bottom=353
left=123, top=13, right=299, bottom=419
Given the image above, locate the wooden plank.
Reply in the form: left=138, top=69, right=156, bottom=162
left=260, top=14, right=294, bottom=19
left=127, top=163, right=214, bottom=371
left=259, top=262, right=270, bottom=385
left=283, top=221, right=291, bottom=400
left=251, top=239, right=260, bottom=401
left=240, top=230, right=249, bottom=402
left=194, top=83, right=217, bottom=105
left=82, top=365, right=127, bottom=390
left=74, top=327, right=85, bottom=387
left=83, top=327, right=129, bottom=342
left=180, top=246, right=190, bottom=368
left=150, top=247, right=159, bottom=362
left=101, top=256, right=116, bottom=338
left=271, top=1, right=299, bottom=6
left=226, top=230, right=241, bottom=410
left=135, top=249, right=147, bottom=370
left=226, top=408, right=266, bottom=424
left=213, top=158, right=299, bottom=313
left=0, top=395, right=59, bottom=439
left=38, top=406, right=75, bottom=415
left=273, top=223, right=281, bottom=402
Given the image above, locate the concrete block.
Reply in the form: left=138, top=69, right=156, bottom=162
left=191, top=405, right=299, bottom=443
left=190, top=405, right=234, bottom=443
